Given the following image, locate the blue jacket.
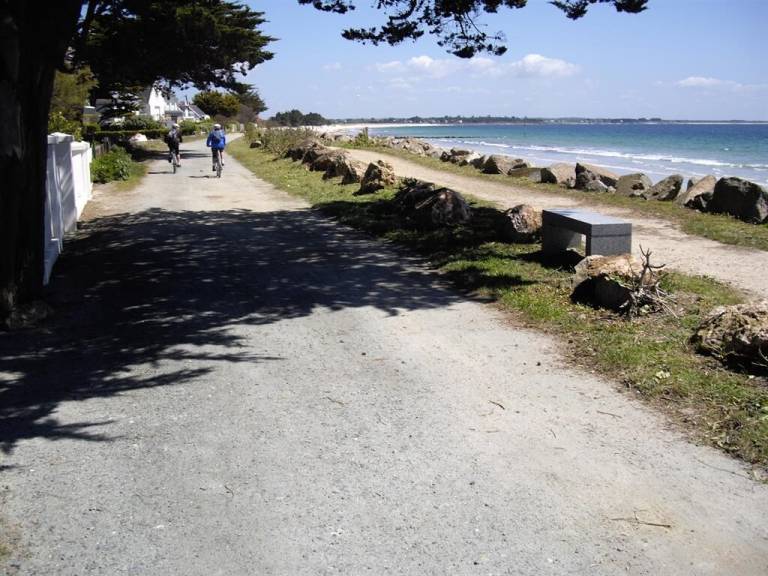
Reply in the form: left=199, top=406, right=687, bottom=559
left=206, top=129, right=226, bottom=150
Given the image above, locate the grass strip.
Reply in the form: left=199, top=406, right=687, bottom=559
left=230, top=139, right=768, bottom=469
left=339, top=144, right=768, bottom=252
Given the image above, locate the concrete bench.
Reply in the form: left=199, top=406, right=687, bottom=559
left=542, top=209, right=632, bottom=256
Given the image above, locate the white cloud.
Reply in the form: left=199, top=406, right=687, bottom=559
left=506, top=54, right=579, bottom=78
left=322, top=62, right=342, bottom=71
left=677, top=76, right=727, bottom=88
left=375, top=60, right=404, bottom=72
left=374, top=53, right=579, bottom=81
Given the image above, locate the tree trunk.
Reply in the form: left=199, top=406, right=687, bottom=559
left=0, top=1, right=83, bottom=317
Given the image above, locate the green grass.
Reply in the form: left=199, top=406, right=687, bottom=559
left=229, top=139, right=768, bottom=469
left=111, top=160, right=146, bottom=192
left=338, top=143, right=768, bottom=252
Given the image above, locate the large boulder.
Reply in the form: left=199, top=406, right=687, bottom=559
left=311, top=150, right=347, bottom=173
left=413, top=188, right=472, bottom=228
left=483, top=155, right=529, bottom=175
left=469, top=155, right=488, bottom=169
left=691, top=301, right=768, bottom=371
left=358, top=160, right=396, bottom=194
left=394, top=179, right=438, bottom=212
left=393, top=180, right=471, bottom=228
left=616, top=173, right=653, bottom=197
left=458, top=152, right=483, bottom=167
left=339, top=158, right=369, bottom=185
left=541, top=163, right=576, bottom=188
left=285, top=138, right=323, bottom=161
left=498, top=204, right=542, bottom=243
left=707, top=177, right=768, bottom=224
left=571, top=254, right=642, bottom=312
left=646, top=174, right=684, bottom=201
left=575, top=163, right=619, bottom=189
left=508, top=167, right=543, bottom=183
left=442, top=148, right=474, bottom=165
left=300, top=143, right=331, bottom=166
left=676, top=175, right=716, bottom=210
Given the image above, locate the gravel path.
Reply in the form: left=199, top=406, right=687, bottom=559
left=345, top=149, right=768, bottom=298
left=1, top=137, right=766, bottom=575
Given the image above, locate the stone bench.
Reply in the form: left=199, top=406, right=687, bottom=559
left=542, top=209, right=632, bottom=256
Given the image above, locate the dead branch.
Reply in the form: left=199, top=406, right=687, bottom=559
left=620, top=245, right=677, bottom=318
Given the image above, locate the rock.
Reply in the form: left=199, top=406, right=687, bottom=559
left=358, top=160, right=396, bottom=194
left=541, top=163, right=577, bottom=188
left=311, top=150, right=347, bottom=173
left=299, top=143, right=330, bottom=165
left=691, top=301, right=768, bottom=371
left=582, top=179, right=611, bottom=193
left=687, top=177, right=701, bottom=190
left=445, top=148, right=473, bottom=164
left=469, top=155, right=488, bottom=169
left=285, top=138, right=323, bottom=161
left=647, top=174, right=684, bottom=201
left=507, top=167, right=543, bottom=183
left=616, top=173, right=653, bottom=197
left=393, top=179, right=471, bottom=228
left=575, top=163, right=619, bottom=189
left=482, top=155, right=513, bottom=175
left=571, top=254, right=642, bottom=312
left=413, top=188, right=472, bottom=228
left=458, top=153, right=482, bottom=167
left=707, top=177, right=768, bottom=223
left=676, top=175, right=716, bottom=210
left=249, top=140, right=263, bottom=149
left=498, top=204, right=542, bottom=243
left=339, top=158, right=368, bottom=184
left=394, top=179, right=438, bottom=212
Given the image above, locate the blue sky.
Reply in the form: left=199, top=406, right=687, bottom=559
left=239, top=0, right=767, bottom=120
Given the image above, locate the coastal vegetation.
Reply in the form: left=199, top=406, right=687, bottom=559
left=230, top=132, right=768, bottom=470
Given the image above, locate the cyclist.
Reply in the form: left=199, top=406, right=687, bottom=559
left=206, top=123, right=226, bottom=172
left=165, top=123, right=183, bottom=167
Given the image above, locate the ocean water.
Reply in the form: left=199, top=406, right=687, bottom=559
left=368, top=123, right=768, bottom=186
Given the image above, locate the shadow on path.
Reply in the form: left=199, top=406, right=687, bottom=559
left=0, top=208, right=464, bottom=455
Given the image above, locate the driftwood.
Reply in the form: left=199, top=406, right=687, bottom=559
left=618, top=246, right=676, bottom=318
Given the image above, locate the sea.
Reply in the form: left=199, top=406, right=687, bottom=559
left=367, top=123, right=768, bottom=186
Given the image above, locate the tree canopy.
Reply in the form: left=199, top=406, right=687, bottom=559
left=193, top=90, right=241, bottom=118
left=299, top=0, right=648, bottom=57
left=271, top=110, right=328, bottom=127
left=75, top=1, right=274, bottom=95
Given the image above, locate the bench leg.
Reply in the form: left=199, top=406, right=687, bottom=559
left=587, top=234, right=632, bottom=256
left=542, top=224, right=581, bottom=254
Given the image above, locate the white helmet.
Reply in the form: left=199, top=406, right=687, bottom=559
left=172, top=123, right=179, bottom=128
left=213, top=123, right=221, bottom=129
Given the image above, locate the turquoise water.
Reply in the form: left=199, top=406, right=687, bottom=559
left=369, top=123, right=768, bottom=186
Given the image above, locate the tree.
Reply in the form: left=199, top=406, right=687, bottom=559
left=270, top=110, right=328, bottom=127
left=232, top=85, right=267, bottom=117
left=50, top=66, right=98, bottom=122
left=193, top=91, right=241, bottom=118
left=0, top=1, right=274, bottom=317
left=299, top=0, right=647, bottom=57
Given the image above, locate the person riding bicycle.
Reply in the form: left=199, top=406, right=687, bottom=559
left=206, top=123, right=226, bottom=172
left=165, top=123, right=183, bottom=166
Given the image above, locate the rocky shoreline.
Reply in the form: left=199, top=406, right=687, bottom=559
left=348, top=134, right=768, bottom=225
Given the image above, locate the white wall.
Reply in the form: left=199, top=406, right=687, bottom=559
left=44, top=133, right=93, bottom=285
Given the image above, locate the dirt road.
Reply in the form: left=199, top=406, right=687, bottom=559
left=345, top=148, right=768, bottom=298
left=1, top=137, right=766, bottom=575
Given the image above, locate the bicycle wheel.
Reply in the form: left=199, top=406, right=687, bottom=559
left=216, top=151, right=222, bottom=178
left=172, top=155, right=177, bottom=174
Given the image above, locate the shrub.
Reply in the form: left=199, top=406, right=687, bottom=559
left=260, top=128, right=316, bottom=156
left=47, top=111, right=82, bottom=140
left=179, top=120, right=197, bottom=135
left=90, top=146, right=133, bottom=183
left=244, top=123, right=262, bottom=144
left=110, top=115, right=164, bottom=131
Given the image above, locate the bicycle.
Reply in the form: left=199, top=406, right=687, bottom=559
left=168, top=149, right=180, bottom=174
left=213, top=149, right=223, bottom=178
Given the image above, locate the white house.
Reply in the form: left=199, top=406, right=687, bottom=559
left=139, top=86, right=181, bottom=121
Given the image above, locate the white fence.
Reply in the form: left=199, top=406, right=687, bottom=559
left=44, top=133, right=93, bottom=285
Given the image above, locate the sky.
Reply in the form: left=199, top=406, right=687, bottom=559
left=237, top=0, right=768, bottom=121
